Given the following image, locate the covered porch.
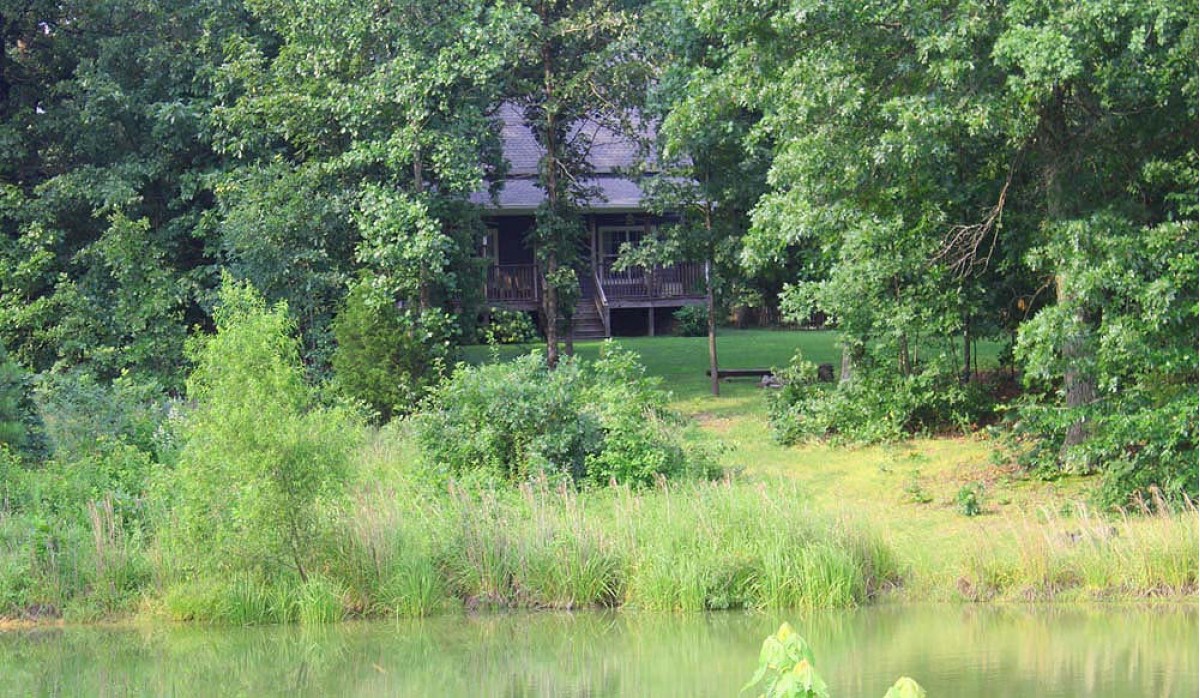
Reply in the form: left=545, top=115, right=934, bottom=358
left=481, top=214, right=707, bottom=336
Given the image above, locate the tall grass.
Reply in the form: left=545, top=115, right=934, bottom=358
left=6, top=419, right=1197, bottom=623
left=958, top=493, right=1198, bottom=601
left=324, top=440, right=903, bottom=617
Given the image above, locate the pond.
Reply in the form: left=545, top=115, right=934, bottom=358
left=1, top=604, right=1194, bottom=696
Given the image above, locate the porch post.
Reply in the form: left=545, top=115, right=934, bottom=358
left=648, top=306, right=655, bottom=337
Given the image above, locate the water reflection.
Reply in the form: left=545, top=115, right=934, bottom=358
left=0, top=605, right=1194, bottom=697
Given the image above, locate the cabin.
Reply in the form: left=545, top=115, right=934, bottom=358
left=470, top=104, right=705, bottom=339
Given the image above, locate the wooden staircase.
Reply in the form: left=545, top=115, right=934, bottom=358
left=572, top=272, right=610, bottom=339
left=571, top=302, right=609, bottom=339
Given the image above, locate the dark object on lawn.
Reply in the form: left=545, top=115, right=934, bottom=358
left=706, top=368, right=774, bottom=380
left=817, top=363, right=835, bottom=382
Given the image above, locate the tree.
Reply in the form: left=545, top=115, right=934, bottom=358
left=677, top=0, right=1196, bottom=497
left=0, top=340, right=36, bottom=453
left=635, top=1, right=769, bottom=395
left=331, top=279, right=454, bottom=422
left=504, top=0, right=652, bottom=367
left=209, top=0, right=525, bottom=367
left=172, top=276, right=359, bottom=582
left=0, top=0, right=249, bottom=385
left=990, top=0, right=1197, bottom=473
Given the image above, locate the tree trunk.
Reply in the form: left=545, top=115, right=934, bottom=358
left=543, top=255, right=559, bottom=368
left=893, top=276, right=910, bottom=376
left=1042, top=88, right=1097, bottom=467
left=961, top=320, right=972, bottom=384
left=706, top=259, right=719, bottom=397
left=540, top=27, right=560, bottom=369
left=288, top=523, right=309, bottom=584
left=1057, top=275, right=1097, bottom=462
left=898, top=333, right=911, bottom=377
left=839, top=346, right=853, bottom=384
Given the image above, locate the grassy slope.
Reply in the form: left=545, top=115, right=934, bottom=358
left=463, top=330, right=1194, bottom=601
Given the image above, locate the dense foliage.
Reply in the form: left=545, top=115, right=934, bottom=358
left=0, top=0, right=1193, bottom=629
left=332, top=281, right=454, bottom=421
left=673, top=0, right=1197, bottom=503
left=672, top=305, right=708, bottom=337
left=768, top=352, right=994, bottom=444
left=414, top=344, right=712, bottom=487
left=478, top=309, right=539, bottom=345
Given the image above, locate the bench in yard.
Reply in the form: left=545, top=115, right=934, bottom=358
left=706, top=368, right=775, bottom=379
left=706, top=364, right=836, bottom=382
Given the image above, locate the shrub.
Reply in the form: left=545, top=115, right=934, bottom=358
left=166, top=275, right=361, bottom=584
left=413, top=343, right=713, bottom=487
left=0, top=343, right=40, bottom=456
left=332, top=281, right=455, bottom=422
left=956, top=483, right=984, bottom=517
left=1004, top=389, right=1198, bottom=509
left=33, top=371, right=168, bottom=462
left=672, top=305, right=708, bottom=337
left=768, top=350, right=995, bottom=445
left=479, top=309, right=539, bottom=344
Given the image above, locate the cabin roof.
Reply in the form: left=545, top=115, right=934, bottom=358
left=476, top=102, right=655, bottom=211
left=470, top=176, right=649, bottom=212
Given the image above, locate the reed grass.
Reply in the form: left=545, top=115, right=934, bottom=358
left=325, top=451, right=903, bottom=617
left=958, top=492, right=1198, bottom=601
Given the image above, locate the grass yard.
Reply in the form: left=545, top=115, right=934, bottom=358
left=463, top=330, right=1196, bottom=602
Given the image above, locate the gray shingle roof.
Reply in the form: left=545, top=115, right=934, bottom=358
left=470, top=176, right=648, bottom=211
left=477, top=103, right=654, bottom=212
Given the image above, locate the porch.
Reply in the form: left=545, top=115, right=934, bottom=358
left=480, top=214, right=706, bottom=337
left=483, top=261, right=707, bottom=309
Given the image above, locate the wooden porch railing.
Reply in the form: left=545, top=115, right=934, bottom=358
left=598, top=261, right=706, bottom=301
left=591, top=267, right=611, bottom=336
left=485, top=264, right=540, bottom=304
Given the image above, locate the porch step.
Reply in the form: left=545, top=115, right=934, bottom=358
left=570, top=301, right=609, bottom=339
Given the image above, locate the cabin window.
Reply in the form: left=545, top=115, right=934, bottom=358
left=599, top=226, right=647, bottom=268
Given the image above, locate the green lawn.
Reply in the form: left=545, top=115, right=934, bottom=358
left=462, top=328, right=841, bottom=415
left=460, top=329, right=1162, bottom=600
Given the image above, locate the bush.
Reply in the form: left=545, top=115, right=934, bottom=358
left=479, top=309, right=539, bottom=344
left=1012, top=216, right=1197, bottom=506
left=413, top=343, right=714, bottom=487
left=768, top=350, right=995, bottom=444
left=33, top=371, right=169, bottom=462
left=956, top=483, right=984, bottom=517
left=672, top=305, right=708, bottom=337
left=165, top=275, right=361, bottom=584
left=0, top=343, right=41, bottom=457
left=332, top=280, right=455, bottom=422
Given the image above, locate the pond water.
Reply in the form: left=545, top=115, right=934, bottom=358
left=1, top=605, right=1194, bottom=696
